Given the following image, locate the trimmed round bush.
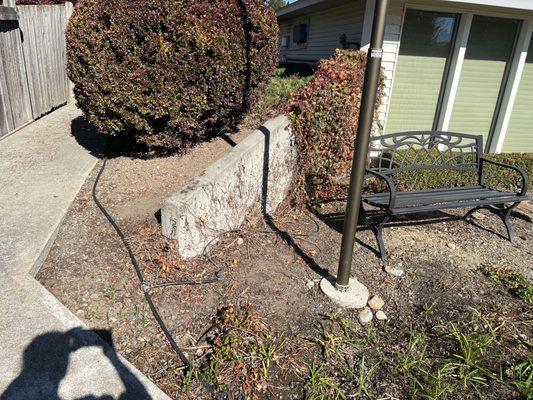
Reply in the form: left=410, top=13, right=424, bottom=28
left=66, top=0, right=278, bottom=152
left=17, top=1, right=76, bottom=4
left=285, top=50, right=384, bottom=203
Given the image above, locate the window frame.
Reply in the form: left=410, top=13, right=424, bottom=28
left=290, top=19, right=310, bottom=49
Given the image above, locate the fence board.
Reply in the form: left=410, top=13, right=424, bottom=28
left=17, top=5, right=70, bottom=120
left=0, top=19, right=33, bottom=136
left=0, top=61, right=10, bottom=136
left=0, top=4, right=71, bottom=139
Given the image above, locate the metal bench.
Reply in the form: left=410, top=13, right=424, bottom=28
left=362, top=131, right=529, bottom=261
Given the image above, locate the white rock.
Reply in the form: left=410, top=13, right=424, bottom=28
left=368, top=295, right=385, bottom=311
left=385, top=264, right=404, bottom=277
left=375, top=310, right=387, bottom=321
left=358, top=307, right=373, bottom=325
left=306, top=280, right=315, bottom=289
left=446, top=242, right=456, bottom=250
left=236, top=237, right=244, bottom=245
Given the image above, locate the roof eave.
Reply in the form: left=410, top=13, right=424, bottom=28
left=276, top=0, right=533, bottom=18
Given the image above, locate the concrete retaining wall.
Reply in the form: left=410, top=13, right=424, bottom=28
left=161, top=115, right=295, bottom=259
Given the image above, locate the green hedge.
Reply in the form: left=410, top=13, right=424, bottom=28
left=391, top=152, right=532, bottom=192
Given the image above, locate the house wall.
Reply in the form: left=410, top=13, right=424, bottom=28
left=278, top=0, right=533, bottom=152
left=378, top=0, right=533, bottom=152
left=377, top=1, right=404, bottom=126
left=279, top=0, right=366, bottom=64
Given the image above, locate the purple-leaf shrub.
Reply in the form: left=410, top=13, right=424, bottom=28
left=66, top=0, right=278, bottom=152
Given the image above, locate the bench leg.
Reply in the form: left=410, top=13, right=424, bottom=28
left=463, top=206, right=484, bottom=221
left=463, top=202, right=519, bottom=243
left=489, top=203, right=519, bottom=243
left=360, top=205, right=390, bottom=261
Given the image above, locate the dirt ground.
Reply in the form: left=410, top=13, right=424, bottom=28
left=38, top=129, right=532, bottom=399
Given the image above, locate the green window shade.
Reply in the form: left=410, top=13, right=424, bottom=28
left=448, top=16, right=520, bottom=147
left=503, top=40, right=533, bottom=152
left=386, top=10, right=457, bottom=134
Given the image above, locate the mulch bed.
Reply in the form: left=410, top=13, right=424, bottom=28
left=38, top=139, right=533, bottom=399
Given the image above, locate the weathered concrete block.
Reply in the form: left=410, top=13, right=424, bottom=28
left=162, top=115, right=295, bottom=259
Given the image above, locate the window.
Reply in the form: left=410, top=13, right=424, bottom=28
left=292, top=23, right=308, bottom=46
left=385, top=9, right=528, bottom=152
left=385, top=10, right=459, bottom=133
left=448, top=15, right=520, bottom=148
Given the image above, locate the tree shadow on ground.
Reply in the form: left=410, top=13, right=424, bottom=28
left=70, top=116, right=106, bottom=158
left=70, top=111, right=240, bottom=161
left=70, top=116, right=174, bottom=160
left=0, top=328, right=152, bottom=400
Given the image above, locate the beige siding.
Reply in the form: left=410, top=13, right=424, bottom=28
left=279, top=0, right=366, bottom=63
left=379, top=2, right=404, bottom=128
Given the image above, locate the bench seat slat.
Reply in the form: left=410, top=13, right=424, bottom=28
left=389, top=196, right=526, bottom=214
left=363, top=186, right=524, bottom=213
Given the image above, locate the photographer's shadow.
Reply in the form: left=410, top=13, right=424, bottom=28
left=1, top=328, right=152, bottom=400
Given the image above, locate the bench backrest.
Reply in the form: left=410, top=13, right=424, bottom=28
left=368, top=131, right=482, bottom=176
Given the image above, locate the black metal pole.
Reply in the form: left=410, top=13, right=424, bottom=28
left=336, top=0, right=389, bottom=290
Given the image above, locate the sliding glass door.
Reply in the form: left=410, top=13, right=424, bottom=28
left=448, top=16, right=521, bottom=148
left=385, top=10, right=458, bottom=134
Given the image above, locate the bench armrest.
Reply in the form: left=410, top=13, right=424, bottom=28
left=365, top=168, right=397, bottom=209
left=480, top=157, right=529, bottom=196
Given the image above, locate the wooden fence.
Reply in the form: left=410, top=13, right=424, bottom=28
left=0, top=3, right=72, bottom=139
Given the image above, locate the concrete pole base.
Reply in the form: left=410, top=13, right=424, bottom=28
left=319, top=275, right=370, bottom=309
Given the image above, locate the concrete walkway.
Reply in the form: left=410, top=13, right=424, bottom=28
left=0, top=104, right=170, bottom=399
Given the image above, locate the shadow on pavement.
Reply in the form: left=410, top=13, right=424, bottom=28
left=0, top=328, right=152, bottom=400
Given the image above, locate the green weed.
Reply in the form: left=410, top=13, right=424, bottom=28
left=478, top=264, right=533, bottom=303
left=194, top=305, right=285, bottom=396
left=309, top=312, right=360, bottom=357
left=340, top=355, right=381, bottom=398
left=420, top=363, right=456, bottom=400
left=302, top=360, right=345, bottom=400
left=505, top=359, right=533, bottom=399
left=397, top=329, right=428, bottom=378
left=262, top=69, right=311, bottom=110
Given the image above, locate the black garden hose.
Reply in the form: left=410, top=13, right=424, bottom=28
left=93, top=158, right=222, bottom=396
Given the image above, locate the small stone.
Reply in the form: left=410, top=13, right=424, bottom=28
left=306, top=280, right=315, bottom=289
left=472, top=213, right=485, bottom=220
left=236, top=237, right=244, bottom=245
left=385, top=264, right=404, bottom=277
left=358, top=307, right=373, bottom=325
left=368, top=295, right=385, bottom=311
left=375, top=310, right=387, bottom=321
left=446, top=242, right=456, bottom=250
left=196, top=348, right=204, bottom=357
